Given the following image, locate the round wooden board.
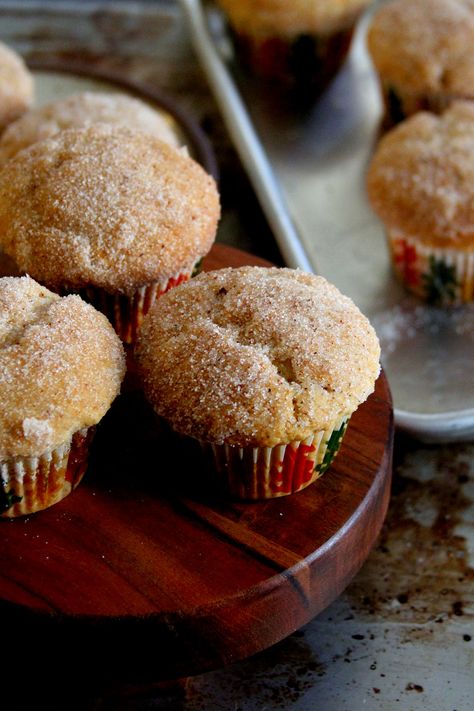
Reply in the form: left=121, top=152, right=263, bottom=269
left=0, top=244, right=393, bottom=691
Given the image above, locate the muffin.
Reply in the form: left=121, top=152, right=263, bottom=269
left=0, top=41, right=33, bottom=134
left=367, top=102, right=474, bottom=305
left=367, top=0, right=474, bottom=128
left=0, top=91, right=181, bottom=168
left=0, top=124, right=220, bottom=343
left=216, top=0, right=371, bottom=96
left=0, top=276, right=125, bottom=517
left=136, top=267, right=380, bottom=500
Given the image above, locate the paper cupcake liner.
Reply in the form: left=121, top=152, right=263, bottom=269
left=388, top=229, right=474, bottom=305
left=79, top=261, right=201, bottom=345
left=0, top=426, right=95, bottom=518
left=199, top=414, right=349, bottom=500
left=232, top=27, right=354, bottom=93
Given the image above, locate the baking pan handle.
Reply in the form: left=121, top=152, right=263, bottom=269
left=179, top=0, right=315, bottom=273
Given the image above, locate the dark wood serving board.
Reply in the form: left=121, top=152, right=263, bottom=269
left=0, top=244, right=393, bottom=692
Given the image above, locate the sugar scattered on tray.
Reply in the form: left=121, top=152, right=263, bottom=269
left=372, top=300, right=474, bottom=356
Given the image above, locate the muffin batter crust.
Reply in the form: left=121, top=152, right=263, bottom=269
left=367, top=102, right=474, bottom=248
left=0, top=124, right=219, bottom=294
left=0, top=276, right=125, bottom=458
left=368, top=0, right=474, bottom=96
left=0, top=41, right=33, bottom=133
left=137, top=267, right=380, bottom=447
left=0, top=91, right=180, bottom=167
left=217, top=0, right=370, bottom=38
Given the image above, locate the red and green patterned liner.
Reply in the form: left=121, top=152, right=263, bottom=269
left=0, top=426, right=95, bottom=518
left=388, top=229, right=474, bottom=305
left=79, top=263, right=199, bottom=345
left=199, top=414, right=349, bottom=500
left=233, top=27, right=354, bottom=95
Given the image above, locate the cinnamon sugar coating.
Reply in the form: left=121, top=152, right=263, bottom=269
left=368, top=0, right=474, bottom=97
left=0, top=124, right=219, bottom=294
left=0, top=91, right=180, bottom=167
left=217, top=0, right=370, bottom=38
left=0, top=276, right=125, bottom=459
left=0, top=41, right=33, bottom=133
left=136, top=267, right=380, bottom=447
left=367, top=102, right=474, bottom=247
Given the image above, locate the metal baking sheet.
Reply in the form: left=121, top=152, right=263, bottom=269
left=195, top=0, right=474, bottom=442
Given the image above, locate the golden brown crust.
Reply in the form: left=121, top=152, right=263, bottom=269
left=216, top=0, right=370, bottom=38
left=136, top=267, right=380, bottom=447
left=367, top=102, right=474, bottom=247
left=367, top=0, right=474, bottom=97
left=0, top=91, right=180, bottom=167
left=0, top=41, right=34, bottom=133
left=0, top=124, right=220, bottom=294
left=0, top=276, right=125, bottom=459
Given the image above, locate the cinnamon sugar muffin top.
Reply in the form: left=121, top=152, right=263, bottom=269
left=0, top=41, right=33, bottom=133
left=367, top=102, right=474, bottom=248
left=136, top=267, right=380, bottom=447
left=216, top=0, right=370, bottom=37
left=0, top=91, right=180, bottom=167
left=0, top=276, right=125, bottom=459
left=0, top=124, right=220, bottom=294
left=367, top=0, right=474, bottom=97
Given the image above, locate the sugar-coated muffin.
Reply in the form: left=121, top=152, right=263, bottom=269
left=367, top=102, right=474, bottom=305
left=0, top=276, right=125, bottom=517
left=0, top=91, right=181, bottom=168
left=217, top=0, right=371, bottom=96
left=367, top=0, right=474, bottom=128
left=0, top=41, right=34, bottom=133
left=136, top=266, right=380, bottom=500
left=0, top=124, right=220, bottom=343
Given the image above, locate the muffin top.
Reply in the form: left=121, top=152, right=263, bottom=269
left=367, top=102, right=474, bottom=247
left=0, top=124, right=220, bottom=294
left=0, top=276, right=125, bottom=459
left=136, top=267, right=380, bottom=447
left=0, top=91, right=180, bottom=167
left=0, top=41, right=34, bottom=133
left=367, top=0, right=474, bottom=96
left=216, top=0, right=370, bottom=38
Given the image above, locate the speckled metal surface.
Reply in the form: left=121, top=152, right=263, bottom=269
left=0, top=3, right=473, bottom=709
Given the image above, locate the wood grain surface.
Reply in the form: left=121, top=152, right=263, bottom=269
left=0, top=244, right=393, bottom=692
